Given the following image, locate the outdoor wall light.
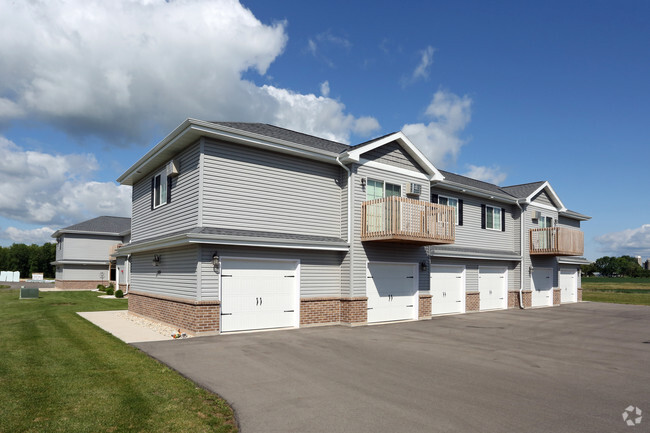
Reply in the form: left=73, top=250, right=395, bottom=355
left=212, top=252, right=220, bottom=270
left=420, top=260, right=429, bottom=272
left=361, top=177, right=367, bottom=187
left=152, top=254, right=161, bottom=267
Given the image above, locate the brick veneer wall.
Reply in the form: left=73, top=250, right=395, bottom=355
left=553, top=288, right=561, bottom=305
left=419, top=294, right=432, bottom=319
left=128, top=291, right=220, bottom=334
left=466, top=291, right=480, bottom=311
left=118, top=284, right=127, bottom=292
left=56, top=279, right=103, bottom=290
left=577, top=288, right=583, bottom=301
left=340, top=297, right=367, bottom=325
left=508, top=290, right=532, bottom=309
left=301, top=297, right=341, bottom=326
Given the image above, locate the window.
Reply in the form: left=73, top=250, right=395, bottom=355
left=485, top=205, right=501, bottom=231
left=366, top=179, right=401, bottom=200
left=152, top=170, right=168, bottom=209
left=538, top=216, right=553, bottom=228
left=437, top=195, right=460, bottom=225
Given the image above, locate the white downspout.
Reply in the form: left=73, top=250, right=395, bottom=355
left=126, top=254, right=131, bottom=294
left=336, top=156, right=354, bottom=297
left=516, top=201, right=525, bottom=309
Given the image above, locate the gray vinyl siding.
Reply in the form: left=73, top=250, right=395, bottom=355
left=429, top=257, right=520, bottom=293
left=60, top=234, right=123, bottom=261
left=349, top=163, right=431, bottom=296
left=340, top=171, right=351, bottom=296
left=430, top=187, right=520, bottom=254
left=523, top=204, right=560, bottom=290
left=131, top=143, right=200, bottom=242
left=198, top=244, right=343, bottom=301
left=61, top=265, right=108, bottom=281
left=361, top=141, right=428, bottom=174
left=532, top=190, right=554, bottom=207
left=130, top=246, right=199, bottom=300
left=201, top=139, right=342, bottom=238
left=558, top=216, right=581, bottom=229
left=56, top=238, right=63, bottom=261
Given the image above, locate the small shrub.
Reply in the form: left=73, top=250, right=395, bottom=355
left=115, top=289, right=124, bottom=298
left=105, top=288, right=114, bottom=296
left=96, top=284, right=104, bottom=290
left=108, top=283, right=114, bottom=289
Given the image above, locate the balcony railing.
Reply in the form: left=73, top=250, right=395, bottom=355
left=361, top=196, right=455, bottom=245
left=530, top=227, right=584, bottom=256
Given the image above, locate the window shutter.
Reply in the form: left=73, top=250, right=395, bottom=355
left=481, top=204, right=486, bottom=229
left=431, top=193, right=438, bottom=204
left=501, top=208, right=506, bottom=232
left=151, top=177, right=154, bottom=210
left=458, top=199, right=464, bottom=226
left=167, top=177, right=172, bottom=204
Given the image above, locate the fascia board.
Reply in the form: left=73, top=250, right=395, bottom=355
left=524, top=181, right=567, bottom=212
left=559, top=210, right=591, bottom=221
left=436, top=181, right=517, bottom=204
left=52, top=230, right=124, bottom=237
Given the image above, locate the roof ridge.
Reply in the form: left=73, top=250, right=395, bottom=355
left=501, top=180, right=546, bottom=189
left=439, top=169, right=503, bottom=188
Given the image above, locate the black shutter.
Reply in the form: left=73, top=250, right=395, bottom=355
left=458, top=199, right=464, bottom=226
left=481, top=204, right=486, bottom=229
left=167, top=176, right=172, bottom=204
left=501, top=208, right=506, bottom=232
left=150, top=177, right=154, bottom=210
left=431, top=193, right=438, bottom=204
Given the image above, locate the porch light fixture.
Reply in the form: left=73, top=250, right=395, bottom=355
left=152, top=254, right=160, bottom=267
left=212, top=252, right=220, bottom=270
left=420, top=260, right=429, bottom=272
left=361, top=177, right=367, bottom=187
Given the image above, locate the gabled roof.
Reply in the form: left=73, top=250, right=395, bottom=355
left=500, top=181, right=546, bottom=199
left=438, top=170, right=511, bottom=197
left=52, top=216, right=131, bottom=238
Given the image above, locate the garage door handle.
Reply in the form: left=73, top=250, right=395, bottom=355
left=284, top=310, right=294, bottom=313
left=284, top=275, right=295, bottom=278
left=456, top=300, right=461, bottom=303
left=406, top=276, right=414, bottom=279
left=221, top=313, right=232, bottom=316
left=367, top=307, right=373, bottom=310
left=406, top=305, right=413, bottom=308
left=222, top=274, right=232, bottom=278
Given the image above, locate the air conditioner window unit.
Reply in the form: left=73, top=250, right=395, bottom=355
left=406, top=182, right=422, bottom=196
left=166, top=160, right=179, bottom=177
left=532, top=210, right=541, bottom=220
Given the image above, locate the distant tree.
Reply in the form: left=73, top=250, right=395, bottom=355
left=0, top=243, right=56, bottom=278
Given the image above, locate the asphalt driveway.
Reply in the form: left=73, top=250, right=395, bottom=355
left=134, top=303, right=650, bottom=433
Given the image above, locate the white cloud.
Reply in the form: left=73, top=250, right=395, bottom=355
left=596, top=224, right=650, bottom=256
left=401, top=46, right=435, bottom=86
left=402, top=89, right=472, bottom=167
left=0, top=0, right=377, bottom=144
left=320, top=80, right=330, bottom=97
left=1, top=227, right=56, bottom=245
left=0, top=136, right=131, bottom=226
left=353, top=117, right=381, bottom=136
left=463, top=165, right=507, bottom=185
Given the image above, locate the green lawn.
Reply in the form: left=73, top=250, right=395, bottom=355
left=0, top=290, right=237, bottom=433
left=582, top=277, right=650, bottom=306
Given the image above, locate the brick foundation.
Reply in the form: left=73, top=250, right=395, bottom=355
left=340, top=297, right=367, bottom=325
left=419, top=294, right=432, bottom=319
left=118, top=284, right=127, bottom=292
left=128, top=291, right=220, bottom=334
left=577, top=287, right=583, bottom=302
left=300, top=297, right=341, bottom=326
left=553, top=288, right=561, bottom=305
left=466, top=291, right=480, bottom=311
left=56, top=279, right=103, bottom=290
left=508, top=290, right=532, bottom=308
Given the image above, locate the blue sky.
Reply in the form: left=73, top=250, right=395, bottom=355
left=0, top=0, right=648, bottom=261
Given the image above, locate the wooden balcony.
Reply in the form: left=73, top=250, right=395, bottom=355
left=108, top=243, right=124, bottom=258
left=361, top=196, right=455, bottom=245
left=530, top=227, right=584, bottom=256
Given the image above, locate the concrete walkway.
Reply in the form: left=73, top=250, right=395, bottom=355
left=78, top=311, right=174, bottom=343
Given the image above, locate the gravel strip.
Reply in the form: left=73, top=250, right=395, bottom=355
left=118, top=311, right=191, bottom=339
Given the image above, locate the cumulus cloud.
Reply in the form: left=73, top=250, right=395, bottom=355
left=463, top=165, right=507, bottom=185
left=0, top=136, right=131, bottom=226
left=402, top=89, right=472, bottom=167
left=0, top=0, right=377, bottom=144
left=0, top=227, right=56, bottom=245
left=596, top=224, right=650, bottom=256
left=320, top=81, right=330, bottom=97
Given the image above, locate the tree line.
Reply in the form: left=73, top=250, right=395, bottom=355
left=582, top=255, right=650, bottom=278
left=0, top=243, right=56, bottom=279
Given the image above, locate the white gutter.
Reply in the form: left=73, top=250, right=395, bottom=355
left=515, top=200, right=525, bottom=309
left=336, top=156, right=354, bottom=297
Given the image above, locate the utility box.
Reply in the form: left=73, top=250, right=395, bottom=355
left=20, top=287, right=39, bottom=299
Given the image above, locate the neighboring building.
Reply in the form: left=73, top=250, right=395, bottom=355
left=645, top=259, right=650, bottom=271
left=52, top=216, right=131, bottom=289
left=636, top=256, right=643, bottom=267
left=116, top=119, right=590, bottom=334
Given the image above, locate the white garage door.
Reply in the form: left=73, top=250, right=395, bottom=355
left=560, top=268, right=578, bottom=303
left=367, top=262, right=418, bottom=323
left=531, top=267, right=553, bottom=307
left=220, top=258, right=298, bottom=333
left=479, top=267, right=507, bottom=311
left=430, top=265, right=465, bottom=315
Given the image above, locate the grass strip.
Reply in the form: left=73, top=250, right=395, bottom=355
left=0, top=290, right=237, bottom=433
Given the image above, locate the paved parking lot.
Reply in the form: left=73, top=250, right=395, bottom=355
left=135, top=303, right=650, bottom=433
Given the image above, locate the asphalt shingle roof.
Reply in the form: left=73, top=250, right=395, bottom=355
left=210, top=122, right=350, bottom=154
left=500, top=182, right=546, bottom=199
left=438, top=170, right=510, bottom=196
left=60, top=216, right=131, bottom=234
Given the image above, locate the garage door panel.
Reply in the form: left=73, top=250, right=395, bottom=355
left=532, top=268, right=553, bottom=307
left=479, top=267, right=507, bottom=311
left=367, top=263, right=417, bottom=323
left=221, top=259, right=298, bottom=333
left=430, top=266, right=464, bottom=315
left=560, top=269, right=577, bottom=303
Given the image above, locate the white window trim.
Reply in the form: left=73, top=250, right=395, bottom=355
left=438, top=195, right=459, bottom=225
left=153, top=170, right=168, bottom=209
left=485, top=205, right=501, bottom=231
